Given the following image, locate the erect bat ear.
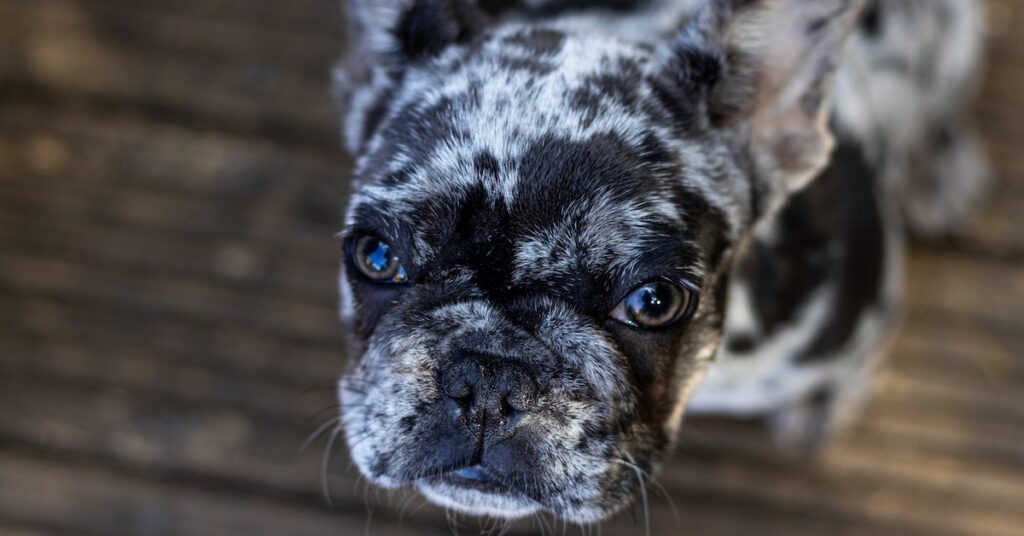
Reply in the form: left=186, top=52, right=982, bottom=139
left=662, top=0, right=865, bottom=213
left=336, top=0, right=489, bottom=153
left=344, top=0, right=488, bottom=68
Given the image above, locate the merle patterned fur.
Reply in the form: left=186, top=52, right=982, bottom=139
left=332, top=0, right=988, bottom=522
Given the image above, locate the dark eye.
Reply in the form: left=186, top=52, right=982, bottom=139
left=610, top=281, right=695, bottom=329
left=351, top=236, right=408, bottom=284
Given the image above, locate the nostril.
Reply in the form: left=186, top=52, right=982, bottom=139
left=445, top=381, right=471, bottom=400
left=440, top=366, right=471, bottom=398
left=455, top=391, right=474, bottom=411
left=444, top=381, right=473, bottom=405
left=501, top=386, right=533, bottom=417
left=500, top=397, right=517, bottom=418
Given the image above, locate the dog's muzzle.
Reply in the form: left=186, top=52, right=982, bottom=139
left=432, top=351, right=541, bottom=486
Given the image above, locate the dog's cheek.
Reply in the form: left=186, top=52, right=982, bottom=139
left=340, top=378, right=404, bottom=487
left=349, top=282, right=410, bottom=341
left=341, top=327, right=440, bottom=486
left=343, top=375, right=434, bottom=486
left=548, top=365, right=674, bottom=522
left=527, top=399, right=635, bottom=521
left=526, top=308, right=651, bottom=518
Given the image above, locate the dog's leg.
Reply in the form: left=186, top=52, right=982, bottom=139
left=768, top=370, right=875, bottom=456
left=900, top=119, right=991, bottom=239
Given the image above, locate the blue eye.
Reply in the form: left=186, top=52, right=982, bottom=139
left=611, top=281, right=694, bottom=329
left=353, top=236, right=408, bottom=284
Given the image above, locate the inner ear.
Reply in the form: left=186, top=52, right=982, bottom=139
left=680, top=0, right=864, bottom=197
left=395, top=0, right=488, bottom=61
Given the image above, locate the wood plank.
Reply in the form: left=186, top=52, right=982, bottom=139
left=0, top=372, right=332, bottom=495
left=0, top=291, right=344, bottom=388
left=0, top=2, right=339, bottom=145
left=3, top=243, right=1015, bottom=382
left=0, top=168, right=340, bottom=253
left=953, top=191, right=1024, bottom=257
left=0, top=249, right=341, bottom=342
left=904, top=248, right=1024, bottom=328
left=0, top=104, right=351, bottom=198
left=0, top=524, right=85, bottom=536
left=1, top=0, right=342, bottom=74
left=0, top=333, right=339, bottom=423
left=0, top=210, right=338, bottom=302
left=0, top=451, right=445, bottom=536
left=77, top=0, right=346, bottom=38
left=894, top=316, right=1024, bottom=395
left=670, top=425, right=1024, bottom=536
left=661, top=449, right=1018, bottom=536
left=0, top=106, right=347, bottom=284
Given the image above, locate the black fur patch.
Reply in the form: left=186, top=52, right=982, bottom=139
left=734, top=139, right=885, bottom=363
left=397, top=0, right=486, bottom=60
left=797, top=141, right=885, bottom=362
left=502, top=28, right=566, bottom=55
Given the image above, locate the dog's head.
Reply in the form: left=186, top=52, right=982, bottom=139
left=334, top=0, right=862, bottom=522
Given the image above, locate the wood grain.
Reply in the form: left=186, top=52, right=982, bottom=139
left=0, top=0, right=1021, bottom=534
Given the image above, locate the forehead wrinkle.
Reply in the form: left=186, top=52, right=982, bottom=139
left=404, top=26, right=665, bottom=141
left=359, top=25, right=692, bottom=189
left=348, top=20, right=745, bottom=272
left=512, top=190, right=687, bottom=285
left=352, top=20, right=748, bottom=233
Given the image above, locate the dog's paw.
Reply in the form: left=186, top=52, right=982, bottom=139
left=768, top=378, right=875, bottom=457
left=902, top=123, right=992, bottom=239
left=768, top=389, right=838, bottom=457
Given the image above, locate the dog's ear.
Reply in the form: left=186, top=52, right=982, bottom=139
left=345, top=0, right=488, bottom=68
left=665, top=0, right=864, bottom=211
left=337, top=0, right=488, bottom=153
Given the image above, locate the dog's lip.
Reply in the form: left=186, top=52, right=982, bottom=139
left=452, top=465, right=492, bottom=482
left=431, top=464, right=510, bottom=494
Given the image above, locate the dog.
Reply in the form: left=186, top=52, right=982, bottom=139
left=331, top=0, right=988, bottom=522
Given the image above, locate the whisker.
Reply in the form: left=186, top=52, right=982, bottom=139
left=616, top=454, right=679, bottom=527
left=622, top=453, right=650, bottom=536
left=309, top=404, right=343, bottom=422
left=321, top=422, right=344, bottom=507
left=301, top=416, right=341, bottom=452
left=300, top=383, right=342, bottom=396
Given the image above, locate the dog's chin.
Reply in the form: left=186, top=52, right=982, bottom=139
left=416, top=477, right=541, bottom=519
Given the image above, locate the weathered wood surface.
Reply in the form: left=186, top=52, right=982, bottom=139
left=1, top=0, right=1022, bottom=534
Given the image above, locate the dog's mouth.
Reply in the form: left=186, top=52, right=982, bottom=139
left=424, top=464, right=518, bottom=496
left=415, top=464, right=542, bottom=518
left=442, top=465, right=507, bottom=493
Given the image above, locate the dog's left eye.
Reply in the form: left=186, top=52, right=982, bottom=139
left=610, top=281, right=694, bottom=329
left=351, top=236, right=408, bottom=284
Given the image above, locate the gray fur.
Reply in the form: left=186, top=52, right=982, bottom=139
left=332, top=0, right=988, bottom=522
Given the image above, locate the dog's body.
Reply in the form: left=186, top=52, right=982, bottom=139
left=334, top=0, right=987, bottom=522
left=690, top=0, right=987, bottom=448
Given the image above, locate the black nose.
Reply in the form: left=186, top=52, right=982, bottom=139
left=439, top=352, right=537, bottom=425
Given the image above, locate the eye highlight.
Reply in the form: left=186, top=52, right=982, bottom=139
left=351, top=235, right=408, bottom=284
left=610, top=281, right=695, bottom=329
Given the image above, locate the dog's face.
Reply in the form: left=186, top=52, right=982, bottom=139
left=335, top=0, right=862, bottom=522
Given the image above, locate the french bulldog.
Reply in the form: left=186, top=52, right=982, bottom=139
left=331, top=0, right=988, bottom=522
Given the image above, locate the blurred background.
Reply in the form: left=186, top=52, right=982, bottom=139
left=0, top=1, right=1021, bottom=535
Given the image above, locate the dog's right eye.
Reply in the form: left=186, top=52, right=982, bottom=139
left=352, top=236, right=408, bottom=284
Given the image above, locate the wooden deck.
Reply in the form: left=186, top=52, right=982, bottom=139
left=1, top=1, right=1021, bottom=534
